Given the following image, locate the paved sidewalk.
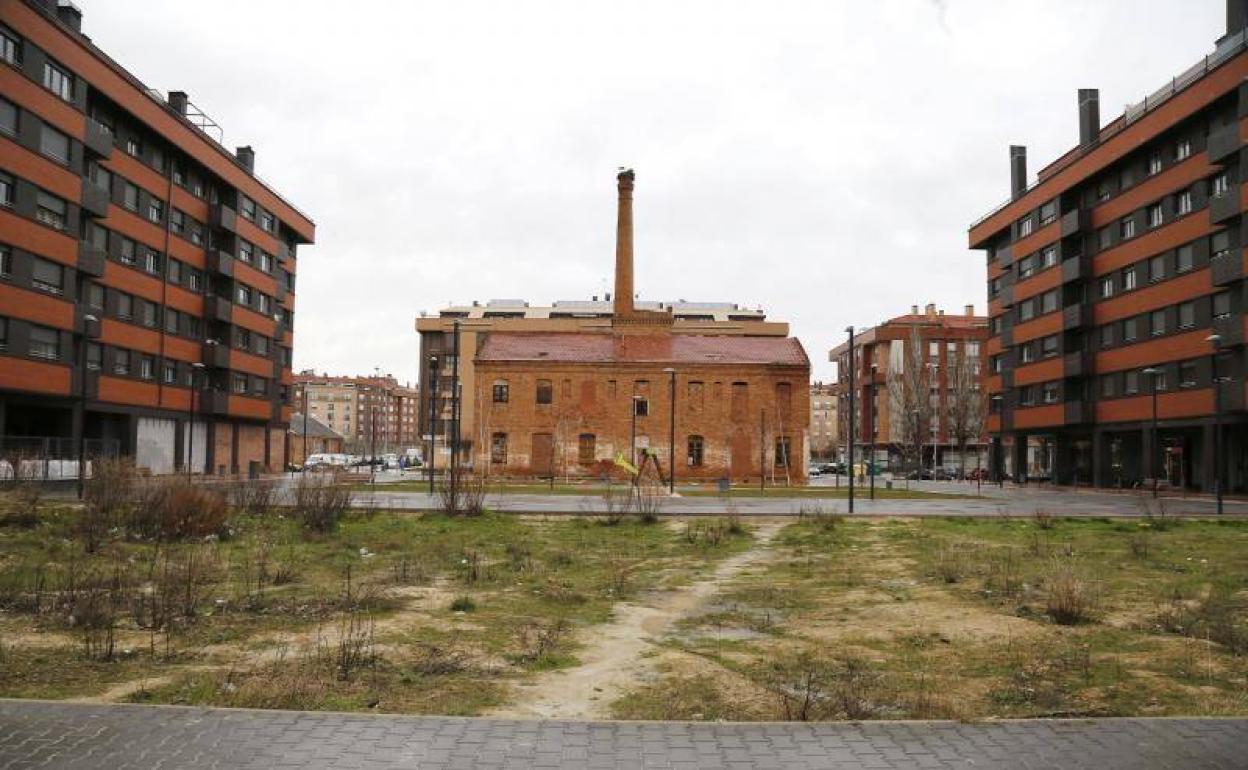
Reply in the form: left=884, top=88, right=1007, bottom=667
left=1, top=701, right=1245, bottom=769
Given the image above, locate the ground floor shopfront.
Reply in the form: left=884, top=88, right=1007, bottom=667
left=989, top=417, right=1248, bottom=493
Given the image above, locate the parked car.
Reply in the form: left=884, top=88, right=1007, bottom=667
left=905, top=468, right=934, bottom=481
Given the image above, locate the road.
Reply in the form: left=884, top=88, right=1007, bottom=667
left=1, top=701, right=1244, bottom=769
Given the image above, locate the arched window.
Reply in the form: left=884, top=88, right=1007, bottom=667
left=687, top=435, right=704, bottom=467
left=490, top=432, right=508, bottom=464
left=578, top=433, right=596, bottom=464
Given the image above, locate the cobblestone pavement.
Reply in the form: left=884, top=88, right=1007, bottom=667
left=1, top=701, right=1245, bottom=769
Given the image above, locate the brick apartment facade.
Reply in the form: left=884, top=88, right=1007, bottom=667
left=829, top=304, right=988, bottom=472
left=809, top=381, right=838, bottom=460
left=454, top=170, right=811, bottom=482
left=968, top=3, right=1248, bottom=490
left=0, top=0, right=313, bottom=474
left=292, top=373, right=420, bottom=455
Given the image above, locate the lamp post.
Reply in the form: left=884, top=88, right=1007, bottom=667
left=189, top=361, right=205, bottom=480
left=1207, top=334, right=1224, bottom=515
left=845, top=326, right=855, bottom=514
left=664, top=367, right=676, bottom=495
left=427, top=355, right=438, bottom=494
left=450, top=320, right=461, bottom=501
left=868, top=363, right=877, bottom=501
left=76, top=314, right=98, bottom=499
left=1142, top=367, right=1161, bottom=498
left=299, top=381, right=308, bottom=477
left=630, top=395, right=643, bottom=467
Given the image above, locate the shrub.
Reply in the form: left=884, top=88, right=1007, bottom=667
left=81, top=458, right=138, bottom=551
left=449, top=596, right=476, bottom=612
left=1033, top=509, right=1055, bottom=531
left=438, top=468, right=486, bottom=516
left=132, top=477, right=229, bottom=540
left=1044, top=560, right=1098, bottom=625
left=293, top=474, right=353, bottom=533
left=229, top=480, right=278, bottom=517
left=768, top=652, right=884, bottom=721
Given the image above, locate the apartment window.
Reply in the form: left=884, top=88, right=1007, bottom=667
left=89, top=163, right=111, bottom=193
left=1148, top=152, right=1162, bottom=176
left=170, top=209, right=185, bottom=235
left=236, top=284, right=252, bottom=305
left=0, top=244, right=8, bottom=277
left=1120, top=217, right=1136, bottom=240
left=39, top=124, right=69, bottom=164
left=1148, top=203, right=1163, bottom=229
left=1149, top=255, right=1165, bottom=282
left=1096, top=180, right=1112, bottom=202
left=1019, top=385, right=1036, bottom=406
left=1124, top=370, right=1140, bottom=395
left=86, top=343, right=101, bottom=371
left=1040, top=245, right=1057, bottom=268
left=1099, top=276, right=1115, bottom=299
left=1120, top=167, right=1134, bottom=189
left=119, top=237, right=136, bottom=266
left=0, top=171, right=11, bottom=207
left=117, top=292, right=133, bottom=320
left=0, top=98, right=14, bottom=138
left=490, top=433, right=508, bottom=464
left=0, top=27, right=19, bottom=65
left=1152, top=368, right=1168, bottom=391
left=167, top=259, right=181, bottom=284
left=990, top=354, right=1003, bottom=374
left=1213, top=291, right=1232, bottom=318
left=1101, top=325, right=1115, bottom=349
left=577, top=433, right=596, bottom=464
left=231, top=373, right=247, bottom=394
left=259, top=252, right=273, bottom=273
left=141, top=301, right=157, bottom=328
left=1150, top=309, right=1166, bottom=336
left=35, top=191, right=66, bottom=230
left=1211, top=230, right=1231, bottom=258
left=1018, top=255, right=1036, bottom=279
left=1123, top=267, right=1137, bottom=290
left=1179, top=361, right=1198, bottom=388
left=1123, top=317, right=1139, bottom=342
left=260, top=211, right=275, bottom=232
left=147, top=198, right=163, bottom=224
left=1178, top=301, right=1196, bottom=329
left=163, top=361, right=176, bottom=384
left=123, top=182, right=139, bottom=211
left=143, top=250, right=160, bottom=275
left=1019, top=299, right=1036, bottom=322
left=1042, top=381, right=1059, bottom=404
left=990, top=276, right=1002, bottom=297
left=188, top=269, right=202, bottom=293
left=1039, top=200, right=1057, bottom=226
left=1018, top=216, right=1033, bottom=237
left=1176, top=244, right=1194, bottom=273
left=1177, top=190, right=1193, bottom=215
left=1041, top=290, right=1058, bottom=314
left=125, top=137, right=140, bottom=157
left=1100, top=375, right=1116, bottom=398
left=1211, top=173, right=1230, bottom=197
left=235, top=327, right=251, bottom=349
left=1098, top=226, right=1112, bottom=250
left=31, top=257, right=63, bottom=294
left=150, top=147, right=165, bottom=174
left=113, top=349, right=130, bottom=376
left=86, top=282, right=104, bottom=309
left=29, top=325, right=59, bottom=360
left=240, top=195, right=256, bottom=220
left=42, top=61, right=72, bottom=101
left=189, top=222, right=202, bottom=246
left=1020, top=343, right=1035, bottom=364
left=255, top=335, right=269, bottom=356
left=258, top=293, right=271, bottom=314
left=238, top=239, right=253, bottom=263
left=163, top=307, right=178, bottom=334
left=492, top=381, right=509, bottom=403
left=1041, top=335, right=1059, bottom=358
left=251, top=377, right=266, bottom=396
left=535, top=379, right=552, bottom=405
left=1175, top=139, right=1192, bottom=160
left=990, top=315, right=1003, bottom=335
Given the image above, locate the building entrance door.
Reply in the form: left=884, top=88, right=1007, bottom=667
left=730, top=433, right=751, bottom=480
left=531, top=433, right=554, bottom=477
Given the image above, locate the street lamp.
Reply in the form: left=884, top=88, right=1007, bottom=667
left=427, top=355, right=439, bottom=494
left=630, top=395, right=644, bottom=468
left=664, top=367, right=676, bottom=495
left=76, top=314, right=98, bottom=499
left=189, top=362, right=205, bottom=480
left=1206, top=333, right=1224, bottom=515
left=868, top=363, right=878, bottom=501
left=1142, top=367, right=1161, bottom=498
left=845, top=326, right=855, bottom=514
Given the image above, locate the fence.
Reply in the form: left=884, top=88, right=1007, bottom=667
left=0, top=436, right=121, bottom=482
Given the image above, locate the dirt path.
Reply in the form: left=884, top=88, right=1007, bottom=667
left=489, top=519, right=788, bottom=720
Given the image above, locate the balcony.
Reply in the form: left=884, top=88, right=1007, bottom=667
left=1062, top=303, right=1087, bottom=331
left=997, top=245, right=1013, bottom=268
left=1059, top=208, right=1085, bottom=238
left=1212, top=312, right=1245, bottom=347
left=79, top=178, right=110, bottom=217
left=202, top=341, right=231, bottom=369
left=1209, top=189, right=1241, bottom=224
left=203, top=295, right=233, bottom=324
left=1063, top=350, right=1092, bottom=378
left=1211, top=248, right=1244, bottom=286
left=1060, top=255, right=1085, bottom=283
left=206, top=249, right=235, bottom=278
left=275, top=279, right=288, bottom=302
left=209, top=203, right=238, bottom=234
left=82, top=117, right=114, bottom=158
left=1207, top=121, right=1242, bottom=163
left=997, top=285, right=1014, bottom=308
left=1000, top=325, right=1013, bottom=347
left=1064, top=400, right=1090, bottom=425
left=76, top=240, right=106, bottom=278
left=199, top=389, right=230, bottom=416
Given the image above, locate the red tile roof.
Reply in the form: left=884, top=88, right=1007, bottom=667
left=477, top=333, right=809, bottom=367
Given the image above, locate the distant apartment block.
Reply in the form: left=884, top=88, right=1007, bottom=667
left=292, top=372, right=419, bottom=454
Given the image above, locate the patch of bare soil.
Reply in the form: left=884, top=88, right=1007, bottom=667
left=488, top=519, right=788, bottom=720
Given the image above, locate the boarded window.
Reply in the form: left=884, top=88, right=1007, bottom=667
left=490, top=433, right=507, bottom=464
left=606, top=380, right=617, bottom=398
left=687, top=381, right=704, bottom=410
left=535, top=379, right=552, bottom=405
left=561, top=379, right=572, bottom=399
left=775, top=382, right=793, bottom=419
left=730, top=382, right=748, bottom=420
left=578, top=433, right=596, bottom=464
left=687, top=435, right=704, bottom=467
left=531, top=433, right=554, bottom=473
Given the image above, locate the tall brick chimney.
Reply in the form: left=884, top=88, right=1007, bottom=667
left=613, top=168, right=635, bottom=317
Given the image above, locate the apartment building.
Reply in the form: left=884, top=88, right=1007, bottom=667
left=968, top=3, right=1248, bottom=490
left=292, top=373, right=420, bottom=455
left=829, top=304, right=988, bottom=473
left=809, top=381, right=839, bottom=460
left=0, top=0, right=313, bottom=474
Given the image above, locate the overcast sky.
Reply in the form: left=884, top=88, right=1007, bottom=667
left=87, top=0, right=1224, bottom=383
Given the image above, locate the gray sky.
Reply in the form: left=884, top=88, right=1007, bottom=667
left=87, top=0, right=1224, bottom=384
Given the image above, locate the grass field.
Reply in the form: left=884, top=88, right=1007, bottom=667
left=354, top=479, right=972, bottom=500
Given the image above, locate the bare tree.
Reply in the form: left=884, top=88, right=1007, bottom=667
left=944, top=342, right=986, bottom=478
left=885, top=326, right=935, bottom=476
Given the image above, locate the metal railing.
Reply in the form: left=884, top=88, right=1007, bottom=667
left=0, top=436, right=121, bottom=481
left=970, top=30, right=1248, bottom=232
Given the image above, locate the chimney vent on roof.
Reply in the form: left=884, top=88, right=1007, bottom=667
left=911, top=304, right=919, bottom=315
left=55, top=1, right=82, bottom=32
left=235, top=145, right=255, bottom=172
left=965, top=304, right=975, bottom=316
left=1078, top=89, right=1100, bottom=147
left=925, top=303, right=937, bottom=319
left=168, top=91, right=188, bottom=116
left=1009, top=146, right=1027, bottom=199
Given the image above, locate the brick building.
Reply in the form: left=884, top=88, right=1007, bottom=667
left=829, top=304, right=988, bottom=473
left=462, top=170, right=810, bottom=482
left=809, top=381, right=839, bottom=460
left=968, top=3, right=1248, bottom=490
left=287, top=412, right=344, bottom=467
left=292, top=372, right=420, bottom=455
left=0, top=0, right=312, bottom=475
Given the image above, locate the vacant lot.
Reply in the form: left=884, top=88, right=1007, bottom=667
left=357, top=479, right=971, bottom=500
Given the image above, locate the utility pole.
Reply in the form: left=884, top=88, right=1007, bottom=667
left=845, top=326, right=855, bottom=514
left=76, top=314, right=97, bottom=499
left=427, top=355, right=438, bottom=494
left=665, top=367, right=676, bottom=495
left=1208, top=334, right=1224, bottom=515
left=450, top=320, right=462, bottom=505
left=868, top=363, right=877, bottom=501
